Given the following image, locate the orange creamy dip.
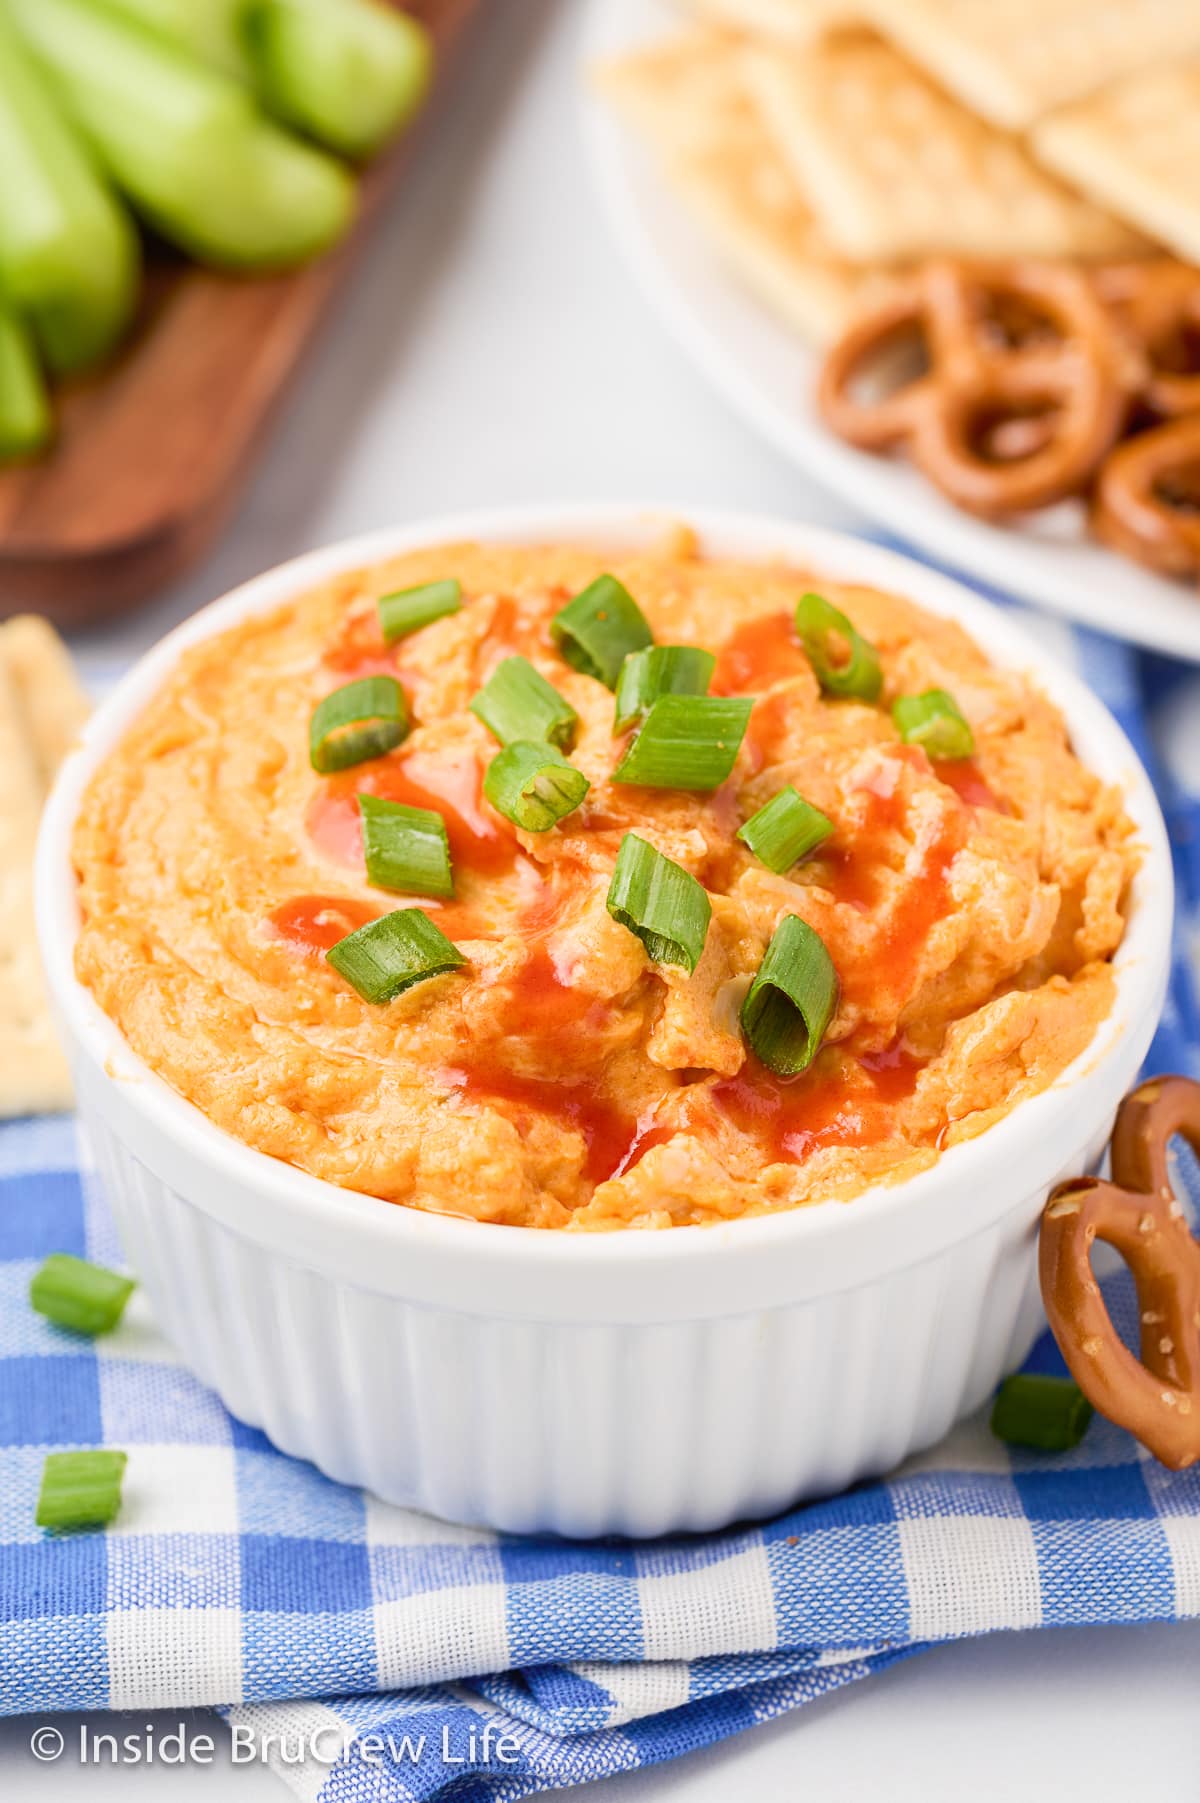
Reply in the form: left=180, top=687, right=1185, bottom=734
left=71, top=538, right=1136, bottom=1230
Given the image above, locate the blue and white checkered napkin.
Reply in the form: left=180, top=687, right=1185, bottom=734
left=3, top=599, right=1200, bottom=1803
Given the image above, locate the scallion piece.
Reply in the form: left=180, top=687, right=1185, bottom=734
left=309, top=675, right=408, bottom=774
left=326, top=907, right=464, bottom=1003
left=737, top=787, right=833, bottom=873
left=613, top=645, right=716, bottom=733
left=740, top=914, right=839, bottom=1076
left=30, top=1254, right=134, bottom=1336
left=606, top=833, right=712, bottom=974
left=483, top=741, right=590, bottom=832
left=550, top=574, right=653, bottom=689
left=795, top=592, right=882, bottom=702
left=892, top=688, right=975, bottom=760
left=378, top=578, right=461, bottom=643
left=36, top=1449, right=127, bottom=1530
left=470, top=656, right=578, bottom=750
left=613, top=695, right=753, bottom=791
left=990, top=1373, right=1093, bottom=1453
left=359, top=794, right=452, bottom=899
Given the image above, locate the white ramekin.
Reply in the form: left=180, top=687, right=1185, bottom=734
left=38, top=507, right=1172, bottom=1538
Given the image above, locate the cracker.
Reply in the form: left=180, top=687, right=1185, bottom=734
left=1034, top=63, right=1200, bottom=266
left=861, top=0, right=1200, bottom=131
left=1, top=614, right=90, bottom=789
left=0, top=619, right=87, bottom=1118
left=597, top=31, right=874, bottom=343
left=673, top=0, right=861, bottom=43
left=742, top=36, right=1144, bottom=263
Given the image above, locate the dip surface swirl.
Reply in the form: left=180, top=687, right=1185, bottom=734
left=72, top=535, right=1137, bottom=1229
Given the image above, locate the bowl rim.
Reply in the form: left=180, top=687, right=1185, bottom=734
left=37, top=504, right=1173, bottom=1304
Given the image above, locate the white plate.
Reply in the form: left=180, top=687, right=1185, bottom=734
left=582, top=0, right=1200, bottom=664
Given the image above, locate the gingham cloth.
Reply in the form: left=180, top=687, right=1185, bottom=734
left=3, top=594, right=1200, bottom=1803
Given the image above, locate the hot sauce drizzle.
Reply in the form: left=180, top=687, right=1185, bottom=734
left=307, top=748, right=518, bottom=877
left=268, top=895, right=380, bottom=955
left=934, top=757, right=1005, bottom=813
left=712, top=1045, right=922, bottom=1165
left=712, top=611, right=809, bottom=695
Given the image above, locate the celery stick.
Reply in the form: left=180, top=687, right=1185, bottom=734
left=0, top=301, right=53, bottom=458
left=98, top=0, right=253, bottom=81
left=244, top=0, right=432, bottom=158
left=11, top=0, right=356, bottom=270
left=0, top=11, right=137, bottom=375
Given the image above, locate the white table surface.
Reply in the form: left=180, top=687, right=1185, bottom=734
left=9, top=0, right=1199, bottom=1795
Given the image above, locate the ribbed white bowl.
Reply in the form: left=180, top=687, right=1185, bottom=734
left=38, top=507, right=1172, bottom=1537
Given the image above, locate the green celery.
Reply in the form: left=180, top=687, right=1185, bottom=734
left=0, top=301, right=53, bottom=458
left=97, top=0, right=254, bottom=81
left=243, top=0, right=432, bottom=158
left=10, top=0, right=356, bottom=270
left=0, top=9, right=137, bottom=374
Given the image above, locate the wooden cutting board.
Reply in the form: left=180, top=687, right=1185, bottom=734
left=0, top=0, right=481, bottom=626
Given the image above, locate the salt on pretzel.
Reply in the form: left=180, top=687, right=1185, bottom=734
left=1040, top=1075, right=1200, bottom=1471
left=818, top=261, right=1132, bottom=518
left=1094, top=261, right=1200, bottom=421
left=1092, top=415, right=1200, bottom=578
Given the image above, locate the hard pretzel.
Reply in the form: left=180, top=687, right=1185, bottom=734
left=1040, top=1075, right=1200, bottom=1470
left=1092, top=415, right=1200, bottom=578
left=818, top=262, right=1131, bottom=519
left=1093, top=261, right=1200, bottom=420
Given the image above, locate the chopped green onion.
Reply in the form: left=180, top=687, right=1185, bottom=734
left=470, top=656, right=578, bottom=750
left=309, top=675, right=408, bottom=774
left=613, top=645, right=716, bottom=733
left=795, top=592, right=882, bottom=702
left=892, top=688, right=975, bottom=760
left=740, top=914, right=839, bottom=1076
left=378, top=578, right=461, bottom=643
left=30, top=1254, right=134, bottom=1336
left=483, top=741, right=590, bottom=832
left=606, top=833, right=712, bottom=974
left=990, top=1373, right=1094, bottom=1453
left=613, top=695, right=753, bottom=790
left=550, top=574, right=653, bottom=689
left=737, top=787, right=833, bottom=873
left=36, top=1449, right=127, bottom=1530
left=359, top=794, right=452, bottom=899
left=326, top=907, right=464, bottom=1003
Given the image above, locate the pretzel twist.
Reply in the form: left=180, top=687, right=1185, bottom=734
left=1040, top=1075, right=1200, bottom=1470
left=1092, top=415, right=1200, bottom=578
left=818, top=262, right=1131, bottom=519
left=1093, top=261, right=1200, bottom=420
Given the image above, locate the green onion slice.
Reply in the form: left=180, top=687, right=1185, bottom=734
left=309, top=676, right=409, bottom=774
left=30, top=1254, right=134, bottom=1336
left=613, top=695, right=753, bottom=791
left=359, top=794, right=453, bottom=898
left=326, top=908, right=464, bottom=1002
left=470, top=656, right=578, bottom=750
left=606, top=832, right=712, bottom=974
left=377, top=578, right=461, bottom=643
left=795, top=592, right=882, bottom=702
left=37, top=1450, right=127, bottom=1531
left=483, top=740, right=590, bottom=832
left=740, top=914, right=839, bottom=1076
left=892, top=688, right=975, bottom=760
left=990, top=1373, right=1094, bottom=1453
left=613, top=645, right=716, bottom=733
left=737, top=787, right=833, bottom=873
left=550, top=574, right=654, bottom=689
